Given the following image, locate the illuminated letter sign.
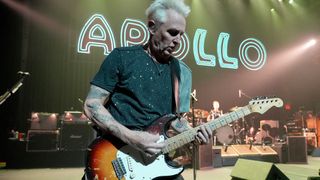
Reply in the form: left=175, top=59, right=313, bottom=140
left=120, top=18, right=149, bottom=47
left=77, top=15, right=268, bottom=71
left=193, top=29, right=216, bottom=66
left=238, top=38, right=267, bottom=71
left=172, top=33, right=189, bottom=60
left=217, top=32, right=238, bottom=69
left=78, top=14, right=116, bottom=55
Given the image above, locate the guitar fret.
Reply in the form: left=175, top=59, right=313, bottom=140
left=211, top=122, right=217, bottom=130
left=230, top=112, right=237, bottom=123
left=218, top=118, right=225, bottom=127
left=214, top=121, right=219, bottom=129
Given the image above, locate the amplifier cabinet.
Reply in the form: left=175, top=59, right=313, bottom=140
left=196, top=138, right=213, bottom=169
left=212, top=147, right=222, bottom=168
left=287, top=136, right=307, bottom=163
left=29, top=112, right=59, bottom=130
left=26, top=130, right=60, bottom=152
left=59, top=121, right=95, bottom=151
left=272, top=143, right=288, bottom=163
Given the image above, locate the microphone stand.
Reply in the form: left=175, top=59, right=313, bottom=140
left=0, top=75, right=27, bottom=106
left=239, top=89, right=252, bottom=99
left=190, top=91, right=197, bottom=180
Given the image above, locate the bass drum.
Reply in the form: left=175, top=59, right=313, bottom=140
left=215, top=125, right=234, bottom=145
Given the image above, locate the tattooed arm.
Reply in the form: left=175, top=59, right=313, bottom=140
left=170, top=116, right=191, bottom=133
left=170, top=116, right=212, bottom=144
left=84, top=85, right=165, bottom=156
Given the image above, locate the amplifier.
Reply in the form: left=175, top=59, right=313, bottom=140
left=26, top=130, right=60, bottom=152
left=212, top=147, right=222, bottom=168
left=59, top=121, right=95, bottom=151
left=272, top=143, right=288, bottom=163
left=29, top=112, right=59, bottom=130
left=287, top=136, right=307, bottom=163
left=196, top=138, right=213, bottom=170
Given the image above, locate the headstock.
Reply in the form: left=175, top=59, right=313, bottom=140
left=249, top=97, right=283, bottom=114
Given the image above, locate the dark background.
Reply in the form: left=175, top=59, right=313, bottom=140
left=1, top=0, right=320, bottom=165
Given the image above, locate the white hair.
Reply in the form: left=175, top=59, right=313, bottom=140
left=145, top=0, right=190, bottom=23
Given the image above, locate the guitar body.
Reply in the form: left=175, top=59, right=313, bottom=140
left=85, top=114, right=183, bottom=180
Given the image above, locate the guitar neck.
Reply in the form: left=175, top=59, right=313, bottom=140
left=162, top=106, right=251, bottom=154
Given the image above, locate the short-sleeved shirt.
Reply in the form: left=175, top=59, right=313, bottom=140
left=91, top=45, right=174, bottom=130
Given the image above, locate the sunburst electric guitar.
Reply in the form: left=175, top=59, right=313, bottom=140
left=85, top=97, right=283, bottom=180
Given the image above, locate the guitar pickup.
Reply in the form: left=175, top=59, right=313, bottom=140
left=111, top=158, right=126, bottom=180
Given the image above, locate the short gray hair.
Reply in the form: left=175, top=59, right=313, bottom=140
left=145, top=0, right=190, bottom=23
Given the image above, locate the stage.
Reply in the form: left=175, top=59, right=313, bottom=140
left=0, top=156, right=319, bottom=180
left=1, top=0, right=320, bottom=179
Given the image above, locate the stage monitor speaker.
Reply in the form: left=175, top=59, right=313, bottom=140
left=59, top=121, right=95, bottom=151
left=231, top=159, right=289, bottom=180
left=287, top=136, right=307, bottom=163
left=196, top=138, right=213, bottom=170
left=308, top=176, right=320, bottom=180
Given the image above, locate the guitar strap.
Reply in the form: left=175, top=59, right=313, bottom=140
left=170, top=59, right=192, bottom=115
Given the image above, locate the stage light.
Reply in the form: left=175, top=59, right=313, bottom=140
left=284, top=103, right=291, bottom=111
left=302, top=39, right=317, bottom=50
left=31, top=112, right=39, bottom=121
left=50, top=113, right=57, bottom=118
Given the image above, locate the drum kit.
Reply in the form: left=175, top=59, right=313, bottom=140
left=186, top=107, right=256, bottom=146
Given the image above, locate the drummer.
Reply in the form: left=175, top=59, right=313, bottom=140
left=207, top=100, right=223, bottom=121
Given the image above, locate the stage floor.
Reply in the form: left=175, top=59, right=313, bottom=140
left=0, top=156, right=319, bottom=180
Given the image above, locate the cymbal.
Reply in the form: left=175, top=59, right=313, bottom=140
left=189, top=108, right=209, bottom=118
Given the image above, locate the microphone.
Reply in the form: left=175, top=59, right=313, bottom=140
left=17, top=71, right=30, bottom=76
left=238, top=89, right=242, bottom=98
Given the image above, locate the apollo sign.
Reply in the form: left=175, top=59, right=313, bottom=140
left=78, top=14, right=267, bottom=71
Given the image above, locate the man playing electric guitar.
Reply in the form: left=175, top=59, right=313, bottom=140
left=83, top=0, right=212, bottom=179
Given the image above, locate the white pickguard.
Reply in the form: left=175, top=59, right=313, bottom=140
left=116, top=136, right=183, bottom=180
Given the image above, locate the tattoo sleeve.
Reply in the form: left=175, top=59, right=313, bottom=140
left=84, top=85, right=128, bottom=139
left=171, top=117, right=192, bottom=133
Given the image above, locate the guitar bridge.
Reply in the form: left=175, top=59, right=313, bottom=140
left=112, top=158, right=126, bottom=180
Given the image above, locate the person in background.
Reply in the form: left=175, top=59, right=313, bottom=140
left=207, top=100, right=223, bottom=121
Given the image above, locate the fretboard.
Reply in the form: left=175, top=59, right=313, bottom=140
left=162, top=106, right=251, bottom=154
